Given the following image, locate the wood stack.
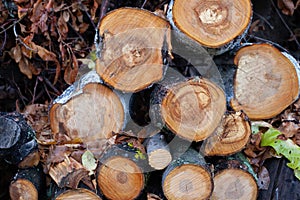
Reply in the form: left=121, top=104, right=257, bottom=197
left=1, top=2, right=298, bottom=200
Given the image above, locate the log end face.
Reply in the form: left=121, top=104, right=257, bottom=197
left=9, top=179, right=38, bottom=200
left=55, top=188, right=102, bottom=200
left=212, top=169, right=258, bottom=200
left=50, top=83, right=124, bottom=142
left=232, top=44, right=299, bottom=120
left=172, top=0, right=252, bottom=48
left=97, top=156, right=144, bottom=200
left=201, top=111, right=251, bottom=156
left=148, top=149, right=172, bottom=170
left=162, top=78, right=226, bottom=141
left=163, top=164, right=213, bottom=200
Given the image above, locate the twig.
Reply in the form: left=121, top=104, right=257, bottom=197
left=13, top=23, right=37, bottom=52
left=141, top=0, right=148, bottom=8
left=247, top=35, right=289, bottom=52
left=42, top=75, right=60, bottom=95
left=253, top=12, right=274, bottom=30
left=76, top=0, right=96, bottom=29
left=0, top=14, right=27, bottom=35
left=31, top=77, right=39, bottom=104
left=0, top=27, right=7, bottom=54
left=271, top=0, right=300, bottom=49
left=97, top=0, right=110, bottom=28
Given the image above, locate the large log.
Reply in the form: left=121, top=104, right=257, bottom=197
left=150, top=76, right=226, bottom=142
left=96, top=145, right=146, bottom=200
left=9, top=166, right=46, bottom=200
left=230, top=43, right=300, bottom=120
left=50, top=82, right=124, bottom=142
left=200, top=111, right=251, bottom=156
left=0, top=112, right=38, bottom=166
left=162, top=149, right=213, bottom=200
left=55, top=188, right=102, bottom=200
left=211, top=157, right=258, bottom=200
left=167, top=0, right=252, bottom=55
left=96, top=7, right=171, bottom=92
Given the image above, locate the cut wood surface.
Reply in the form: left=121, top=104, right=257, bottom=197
left=200, top=111, right=251, bottom=156
left=96, top=7, right=171, bottom=92
left=211, top=159, right=258, bottom=200
left=212, top=168, right=257, bottom=200
left=55, top=188, right=102, bottom=200
left=145, top=133, right=172, bottom=170
left=168, top=0, right=252, bottom=53
left=97, top=156, right=144, bottom=200
left=10, top=179, right=38, bottom=200
left=50, top=83, right=124, bottom=142
left=9, top=166, right=46, bottom=200
left=230, top=43, right=300, bottom=120
left=162, top=149, right=213, bottom=200
left=152, top=77, right=226, bottom=142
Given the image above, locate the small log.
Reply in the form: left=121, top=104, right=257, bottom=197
left=211, top=158, right=258, bottom=200
left=145, top=133, right=172, bottom=170
left=167, top=0, right=252, bottom=55
left=96, top=145, right=145, bottom=200
left=9, top=166, right=46, bottom=200
left=55, top=188, right=102, bottom=200
left=150, top=77, right=226, bottom=142
left=50, top=82, right=124, bottom=142
left=200, top=111, right=251, bottom=156
left=0, top=112, right=38, bottom=165
left=230, top=43, right=300, bottom=120
left=96, top=7, right=171, bottom=92
left=162, top=149, right=213, bottom=200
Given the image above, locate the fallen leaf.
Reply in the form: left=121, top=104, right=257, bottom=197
left=10, top=45, right=22, bottom=63
left=278, top=0, right=296, bottom=15
left=18, top=57, right=33, bottom=79
left=82, top=150, right=97, bottom=175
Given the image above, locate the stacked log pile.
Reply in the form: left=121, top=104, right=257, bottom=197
left=1, top=1, right=300, bottom=200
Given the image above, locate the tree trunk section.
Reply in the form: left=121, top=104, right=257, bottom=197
left=96, top=145, right=146, bottom=200
left=150, top=77, right=226, bottom=142
left=167, top=0, right=252, bottom=55
left=55, top=188, right=102, bottom=200
left=0, top=112, right=38, bottom=165
left=230, top=43, right=300, bottom=120
left=145, top=133, right=172, bottom=170
left=96, top=7, right=171, bottom=92
left=50, top=82, right=124, bottom=143
left=9, top=166, right=46, bottom=200
left=162, top=149, right=213, bottom=200
left=200, top=111, right=251, bottom=156
left=211, top=158, right=258, bottom=200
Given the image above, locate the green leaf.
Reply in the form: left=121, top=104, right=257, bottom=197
left=82, top=150, right=97, bottom=175
left=260, top=128, right=281, bottom=147
left=260, top=127, right=300, bottom=181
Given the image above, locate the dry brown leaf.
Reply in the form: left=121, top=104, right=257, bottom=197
left=19, top=57, right=33, bottom=79
left=10, top=45, right=22, bottom=63
left=64, top=52, right=79, bottom=85
left=278, top=0, right=296, bottom=15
